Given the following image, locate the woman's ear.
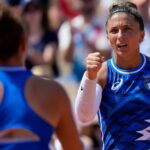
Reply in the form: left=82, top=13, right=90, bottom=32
left=20, top=36, right=27, bottom=53
left=140, top=31, right=145, bottom=43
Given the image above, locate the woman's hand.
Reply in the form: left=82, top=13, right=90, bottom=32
left=86, top=52, right=105, bottom=80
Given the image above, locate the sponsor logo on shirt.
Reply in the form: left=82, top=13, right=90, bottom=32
left=111, top=78, right=123, bottom=91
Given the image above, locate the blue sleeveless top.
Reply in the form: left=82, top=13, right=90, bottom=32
left=98, top=54, right=150, bottom=150
left=0, top=67, right=54, bottom=150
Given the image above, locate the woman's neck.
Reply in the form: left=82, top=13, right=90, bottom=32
left=0, top=55, right=24, bottom=67
left=114, top=53, right=142, bottom=70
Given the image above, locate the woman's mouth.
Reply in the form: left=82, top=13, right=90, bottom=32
left=117, top=43, right=128, bottom=51
left=117, top=44, right=127, bottom=48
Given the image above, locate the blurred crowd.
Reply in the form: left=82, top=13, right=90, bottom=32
left=2, top=0, right=150, bottom=149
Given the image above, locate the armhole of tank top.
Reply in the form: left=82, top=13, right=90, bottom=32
left=103, top=60, right=110, bottom=90
left=0, top=81, right=4, bottom=104
left=21, top=74, right=32, bottom=105
left=103, top=60, right=110, bottom=91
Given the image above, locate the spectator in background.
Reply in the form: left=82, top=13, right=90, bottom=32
left=132, top=0, right=150, bottom=56
left=22, top=0, right=60, bottom=78
left=58, top=0, right=81, bottom=19
left=58, top=0, right=111, bottom=82
left=5, top=0, right=48, bottom=15
left=5, top=0, right=23, bottom=15
left=47, top=0, right=64, bottom=33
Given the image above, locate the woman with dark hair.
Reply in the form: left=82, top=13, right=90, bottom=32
left=22, top=0, right=60, bottom=78
left=0, top=3, right=82, bottom=150
left=75, top=1, right=150, bottom=149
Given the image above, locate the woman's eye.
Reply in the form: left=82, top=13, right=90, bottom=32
left=124, top=27, right=131, bottom=32
left=110, top=29, right=118, bottom=33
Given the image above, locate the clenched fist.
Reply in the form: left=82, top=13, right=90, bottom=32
left=86, top=52, right=105, bottom=80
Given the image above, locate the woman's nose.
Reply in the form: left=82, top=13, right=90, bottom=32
left=117, top=30, right=124, bottom=39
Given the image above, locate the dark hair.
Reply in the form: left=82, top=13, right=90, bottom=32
left=6, top=0, right=21, bottom=6
left=0, top=3, right=25, bottom=61
left=106, top=1, right=144, bottom=31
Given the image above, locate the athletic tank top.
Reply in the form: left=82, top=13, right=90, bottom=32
left=98, top=54, right=150, bottom=150
left=0, top=67, right=54, bottom=150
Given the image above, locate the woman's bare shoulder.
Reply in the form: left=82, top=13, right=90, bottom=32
left=26, top=76, right=68, bottom=100
left=25, top=76, right=70, bottom=126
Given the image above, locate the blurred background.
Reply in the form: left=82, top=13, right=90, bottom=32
left=2, top=0, right=150, bottom=149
